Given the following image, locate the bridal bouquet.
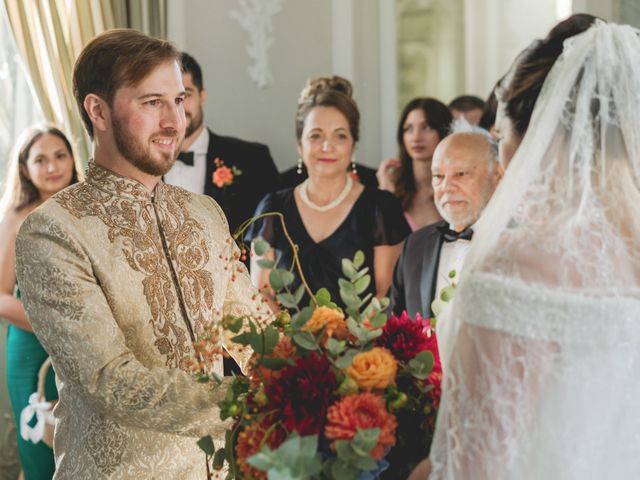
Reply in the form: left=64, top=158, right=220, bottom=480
left=197, top=215, right=441, bottom=479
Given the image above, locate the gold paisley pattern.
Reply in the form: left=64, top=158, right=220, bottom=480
left=85, top=415, right=127, bottom=475
left=15, top=161, right=272, bottom=479
left=55, top=166, right=201, bottom=369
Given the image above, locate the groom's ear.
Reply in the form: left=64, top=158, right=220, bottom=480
left=84, top=94, right=110, bottom=134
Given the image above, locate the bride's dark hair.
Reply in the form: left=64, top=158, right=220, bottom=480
left=295, top=75, right=360, bottom=143
left=498, top=13, right=599, bottom=137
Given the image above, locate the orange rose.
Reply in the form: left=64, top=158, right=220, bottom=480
left=213, top=165, right=233, bottom=187
left=325, top=392, right=397, bottom=459
left=302, top=306, right=349, bottom=342
left=346, top=347, right=397, bottom=390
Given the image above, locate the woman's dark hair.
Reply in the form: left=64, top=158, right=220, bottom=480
left=497, top=13, right=598, bottom=136
left=394, top=97, right=452, bottom=208
left=1, top=126, right=80, bottom=213
left=295, top=75, right=360, bottom=143
left=479, top=84, right=500, bottom=131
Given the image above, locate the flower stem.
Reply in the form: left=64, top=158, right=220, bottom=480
left=234, top=212, right=317, bottom=306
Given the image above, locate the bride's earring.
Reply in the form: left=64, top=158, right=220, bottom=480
left=297, top=157, right=303, bottom=175
left=351, top=156, right=357, bottom=175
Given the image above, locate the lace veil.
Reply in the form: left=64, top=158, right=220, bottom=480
left=429, top=22, right=640, bottom=479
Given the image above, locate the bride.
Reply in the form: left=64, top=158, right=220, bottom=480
left=417, top=19, right=640, bottom=480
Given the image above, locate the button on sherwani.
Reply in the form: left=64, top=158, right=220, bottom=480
left=15, top=161, right=271, bottom=479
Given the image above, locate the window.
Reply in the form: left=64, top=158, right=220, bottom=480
left=0, top=2, right=44, bottom=192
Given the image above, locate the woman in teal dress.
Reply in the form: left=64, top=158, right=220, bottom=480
left=0, top=126, right=80, bottom=479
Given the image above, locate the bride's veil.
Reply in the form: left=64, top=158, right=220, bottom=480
left=429, top=22, right=640, bottom=479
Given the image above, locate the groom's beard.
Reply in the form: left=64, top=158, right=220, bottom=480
left=185, top=105, right=204, bottom=139
left=112, top=115, right=183, bottom=177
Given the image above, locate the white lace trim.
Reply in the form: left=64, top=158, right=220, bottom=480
left=459, top=272, right=640, bottom=345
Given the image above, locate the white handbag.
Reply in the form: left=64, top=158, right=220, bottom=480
left=19, top=357, right=56, bottom=448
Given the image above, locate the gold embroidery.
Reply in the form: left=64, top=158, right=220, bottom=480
left=85, top=415, right=127, bottom=475
left=55, top=163, right=216, bottom=370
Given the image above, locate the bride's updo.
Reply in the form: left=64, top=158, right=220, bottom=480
left=295, top=75, right=360, bottom=143
left=497, top=13, right=598, bottom=137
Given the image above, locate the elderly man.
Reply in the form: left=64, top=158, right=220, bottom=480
left=388, top=122, right=502, bottom=318
left=15, top=29, right=270, bottom=479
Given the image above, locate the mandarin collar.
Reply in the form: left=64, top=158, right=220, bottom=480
left=86, top=160, right=167, bottom=202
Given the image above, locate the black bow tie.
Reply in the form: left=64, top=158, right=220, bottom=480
left=437, top=225, right=473, bottom=242
left=176, top=151, right=194, bottom=166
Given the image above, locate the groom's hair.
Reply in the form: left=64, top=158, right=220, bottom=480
left=497, top=14, right=599, bottom=137
left=73, top=28, right=180, bottom=139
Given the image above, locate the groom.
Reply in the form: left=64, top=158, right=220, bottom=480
left=388, top=123, right=502, bottom=318
left=15, top=29, right=271, bottom=479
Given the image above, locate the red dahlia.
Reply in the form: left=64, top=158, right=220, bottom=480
left=376, top=311, right=435, bottom=363
left=264, top=352, right=338, bottom=435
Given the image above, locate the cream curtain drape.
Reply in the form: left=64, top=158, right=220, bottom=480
left=3, top=0, right=166, bottom=164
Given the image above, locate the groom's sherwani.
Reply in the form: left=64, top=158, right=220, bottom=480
left=15, top=162, right=271, bottom=479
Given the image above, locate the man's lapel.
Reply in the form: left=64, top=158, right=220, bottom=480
left=204, top=129, right=221, bottom=201
left=419, top=222, right=446, bottom=317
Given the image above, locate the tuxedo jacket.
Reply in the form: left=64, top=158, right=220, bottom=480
left=388, top=220, right=448, bottom=319
left=204, top=129, right=281, bottom=234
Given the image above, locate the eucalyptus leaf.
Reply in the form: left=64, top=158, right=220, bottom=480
left=326, top=338, right=347, bottom=357
left=269, top=269, right=295, bottom=291
left=293, top=284, right=305, bottom=304
left=353, top=250, right=365, bottom=269
left=353, top=275, right=371, bottom=295
left=247, top=434, right=322, bottom=478
left=257, top=259, right=276, bottom=269
left=352, top=456, right=379, bottom=471
left=363, top=328, right=383, bottom=343
left=197, top=435, right=215, bottom=456
left=338, top=278, right=356, bottom=295
left=346, top=317, right=360, bottom=336
left=263, top=325, right=279, bottom=355
left=408, top=350, right=435, bottom=380
left=353, top=428, right=379, bottom=453
left=315, top=288, right=332, bottom=306
left=331, top=460, right=360, bottom=480
left=341, top=258, right=357, bottom=279
left=291, top=305, right=314, bottom=329
left=292, top=331, right=319, bottom=351
left=212, top=448, right=226, bottom=470
left=378, top=296, right=390, bottom=309
left=227, top=317, right=244, bottom=334
left=335, top=349, right=358, bottom=369
left=252, top=238, right=270, bottom=256
left=277, top=292, right=299, bottom=309
left=368, top=313, right=387, bottom=329
left=352, top=267, right=369, bottom=281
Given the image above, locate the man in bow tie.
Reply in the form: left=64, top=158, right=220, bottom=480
left=164, top=52, right=281, bottom=234
left=388, top=122, right=502, bottom=318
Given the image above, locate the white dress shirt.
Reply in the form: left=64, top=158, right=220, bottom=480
left=164, top=128, right=209, bottom=194
left=434, top=225, right=473, bottom=302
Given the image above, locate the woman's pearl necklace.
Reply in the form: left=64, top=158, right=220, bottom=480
left=299, top=175, right=353, bottom=212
